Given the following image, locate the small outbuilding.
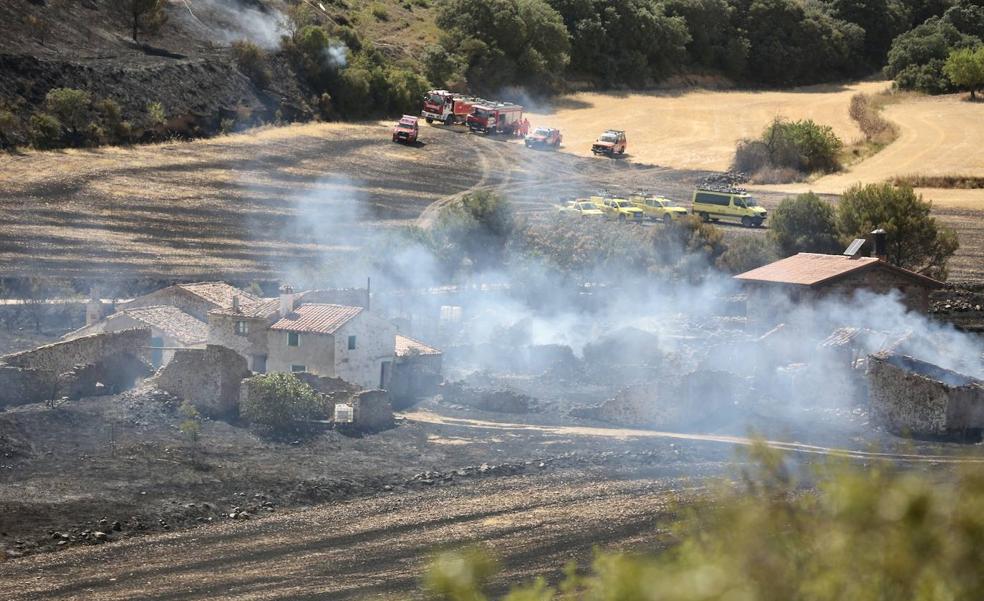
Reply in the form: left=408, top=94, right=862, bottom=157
left=735, top=253, right=943, bottom=314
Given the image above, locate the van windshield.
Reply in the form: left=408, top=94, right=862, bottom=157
left=742, top=196, right=759, bottom=207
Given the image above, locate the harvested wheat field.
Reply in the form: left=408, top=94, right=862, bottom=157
left=525, top=81, right=890, bottom=170
left=755, top=93, right=984, bottom=210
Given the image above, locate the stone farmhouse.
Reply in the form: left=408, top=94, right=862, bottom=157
left=208, top=287, right=401, bottom=389
left=66, top=281, right=258, bottom=367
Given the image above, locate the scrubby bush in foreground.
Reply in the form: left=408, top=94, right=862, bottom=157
left=423, top=446, right=984, bottom=600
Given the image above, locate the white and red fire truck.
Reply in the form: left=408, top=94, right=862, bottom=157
left=420, top=90, right=482, bottom=125
left=466, top=101, right=524, bottom=135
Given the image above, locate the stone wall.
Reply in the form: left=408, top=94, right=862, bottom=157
left=156, top=345, right=250, bottom=418
left=352, top=390, right=394, bottom=432
left=1, top=328, right=151, bottom=376
left=868, top=353, right=984, bottom=438
left=0, top=328, right=151, bottom=407
left=57, top=353, right=154, bottom=399
left=0, top=364, right=50, bottom=407
left=390, top=353, right=443, bottom=409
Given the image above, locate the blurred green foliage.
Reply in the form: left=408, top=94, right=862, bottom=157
left=423, top=444, right=984, bottom=600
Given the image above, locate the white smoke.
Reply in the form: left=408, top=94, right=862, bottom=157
left=179, top=0, right=288, bottom=49
left=323, top=42, right=348, bottom=69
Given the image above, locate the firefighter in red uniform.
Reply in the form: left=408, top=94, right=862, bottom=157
left=520, top=118, right=530, bottom=137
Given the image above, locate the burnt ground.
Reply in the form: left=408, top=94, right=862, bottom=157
left=1, top=384, right=982, bottom=600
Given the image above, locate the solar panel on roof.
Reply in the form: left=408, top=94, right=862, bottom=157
left=843, top=238, right=866, bottom=256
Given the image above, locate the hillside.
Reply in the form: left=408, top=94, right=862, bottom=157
left=0, top=0, right=439, bottom=146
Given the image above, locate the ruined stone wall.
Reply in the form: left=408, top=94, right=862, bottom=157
left=156, top=345, right=250, bottom=417
left=352, top=390, right=394, bottom=431
left=390, top=354, right=443, bottom=409
left=0, top=364, right=50, bottom=407
left=0, top=329, right=151, bottom=407
left=867, top=353, right=984, bottom=437
left=1, top=328, right=150, bottom=376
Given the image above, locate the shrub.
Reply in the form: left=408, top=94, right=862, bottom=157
left=146, top=101, right=166, bottom=126
left=849, top=93, right=895, bottom=144
left=29, top=113, right=63, bottom=149
left=96, top=98, right=132, bottom=144
left=370, top=3, right=390, bottom=20
left=231, top=40, right=272, bottom=88
left=716, top=235, right=780, bottom=273
left=240, top=373, right=324, bottom=435
left=421, top=446, right=984, bottom=601
left=837, top=183, right=959, bottom=278
left=735, top=117, right=842, bottom=182
left=44, top=88, right=92, bottom=137
left=769, top=192, right=843, bottom=256
left=0, top=109, right=24, bottom=149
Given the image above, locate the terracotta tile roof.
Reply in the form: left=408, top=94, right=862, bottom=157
left=119, top=305, right=208, bottom=345
left=210, top=298, right=280, bottom=318
left=734, top=253, right=943, bottom=288
left=177, top=282, right=260, bottom=308
left=395, top=334, right=442, bottom=357
left=269, top=304, right=363, bottom=334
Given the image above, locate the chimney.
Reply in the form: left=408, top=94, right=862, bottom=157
left=232, top=295, right=240, bottom=312
left=871, top=228, right=887, bottom=261
left=279, top=285, right=296, bottom=317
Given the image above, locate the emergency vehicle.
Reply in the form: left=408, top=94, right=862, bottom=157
left=420, top=90, right=482, bottom=125
left=466, top=102, right=524, bottom=135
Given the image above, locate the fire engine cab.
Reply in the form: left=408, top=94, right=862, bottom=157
left=466, top=102, right=524, bottom=135
left=420, top=90, right=480, bottom=125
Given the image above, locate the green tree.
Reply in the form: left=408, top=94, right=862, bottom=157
left=546, top=0, right=689, bottom=85
left=663, top=0, right=748, bottom=78
left=716, top=235, right=780, bottom=273
left=886, top=17, right=980, bottom=93
left=837, top=183, right=959, bottom=278
left=437, top=0, right=571, bottom=92
left=944, top=45, right=984, bottom=98
left=829, top=0, right=911, bottom=67
left=122, top=0, right=167, bottom=42
left=433, top=190, right=515, bottom=273
left=769, top=193, right=843, bottom=256
left=240, top=373, right=324, bottom=436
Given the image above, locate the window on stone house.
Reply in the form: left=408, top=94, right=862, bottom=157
left=234, top=320, right=248, bottom=336
left=348, top=335, right=357, bottom=350
left=288, top=332, right=299, bottom=347
left=291, top=364, right=306, bottom=373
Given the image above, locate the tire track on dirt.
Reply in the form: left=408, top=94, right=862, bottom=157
left=404, top=411, right=984, bottom=464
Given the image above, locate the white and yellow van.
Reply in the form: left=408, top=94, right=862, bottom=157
left=691, top=189, right=767, bottom=227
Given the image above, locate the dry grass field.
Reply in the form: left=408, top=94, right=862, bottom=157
left=0, top=93, right=981, bottom=283
left=755, top=93, right=984, bottom=210
left=525, top=81, right=890, bottom=171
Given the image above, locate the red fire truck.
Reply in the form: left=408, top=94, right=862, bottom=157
left=420, top=90, right=482, bottom=125
left=466, top=102, right=524, bottom=135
